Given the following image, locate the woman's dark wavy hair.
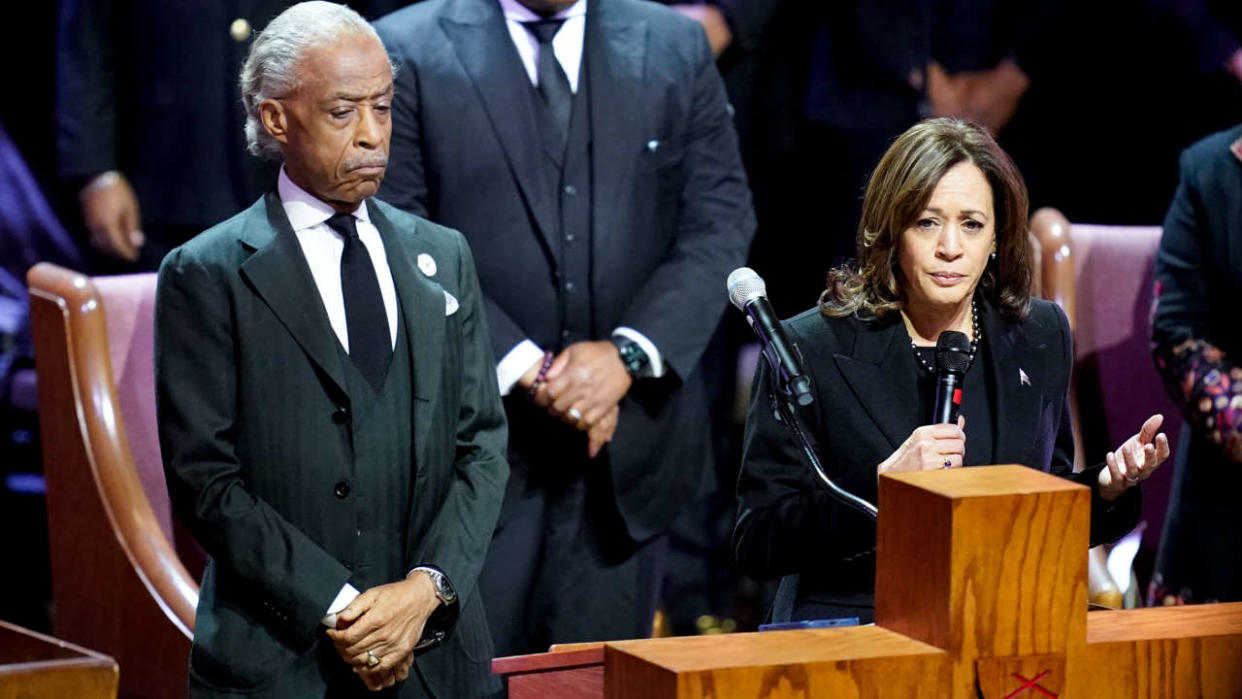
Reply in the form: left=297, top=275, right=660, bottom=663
left=819, top=118, right=1032, bottom=322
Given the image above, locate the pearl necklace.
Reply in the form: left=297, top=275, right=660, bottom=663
left=909, top=299, right=980, bottom=374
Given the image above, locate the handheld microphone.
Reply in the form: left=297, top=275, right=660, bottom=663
left=727, top=267, right=813, bottom=406
left=932, top=331, right=972, bottom=424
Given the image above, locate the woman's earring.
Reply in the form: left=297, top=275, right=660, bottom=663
left=989, top=251, right=997, bottom=262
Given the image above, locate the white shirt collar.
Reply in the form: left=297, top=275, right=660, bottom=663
left=277, top=167, right=371, bottom=233
left=497, top=0, right=587, bottom=24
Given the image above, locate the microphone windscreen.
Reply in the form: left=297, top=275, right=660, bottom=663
left=727, top=267, right=767, bottom=310
left=934, top=330, right=972, bottom=374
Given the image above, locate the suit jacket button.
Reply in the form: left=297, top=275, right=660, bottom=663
left=334, top=481, right=351, bottom=499
left=230, top=18, right=251, bottom=42
left=332, top=406, right=350, bottom=424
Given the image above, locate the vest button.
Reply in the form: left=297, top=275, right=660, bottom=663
left=334, top=481, right=351, bottom=499
left=332, top=406, right=350, bottom=424
left=563, top=184, right=577, bottom=196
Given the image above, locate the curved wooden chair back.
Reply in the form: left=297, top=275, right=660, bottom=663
left=27, top=262, right=202, bottom=698
left=1030, top=209, right=1182, bottom=606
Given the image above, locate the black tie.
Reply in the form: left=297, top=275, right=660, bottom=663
left=326, top=213, right=391, bottom=390
left=523, top=20, right=572, bottom=150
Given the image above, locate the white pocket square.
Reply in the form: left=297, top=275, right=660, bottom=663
left=444, top=290, right=459, bottom=316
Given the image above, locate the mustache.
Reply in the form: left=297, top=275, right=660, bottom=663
left=344, top=154, right=388, bottom=171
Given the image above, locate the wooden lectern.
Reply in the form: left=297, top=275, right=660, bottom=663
left=0, top=620, right=118, bottom=698
left=493, top=465, right=1242, bottom=697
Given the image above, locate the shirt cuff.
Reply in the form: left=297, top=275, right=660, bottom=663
left=497, top=339, right=546, bottom=395
left=613, top=327, right=665, bottom=378
left=321, top=583, right=360, bottom=628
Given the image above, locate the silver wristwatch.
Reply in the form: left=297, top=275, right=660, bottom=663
left=414, top=566, right=457, bottom=606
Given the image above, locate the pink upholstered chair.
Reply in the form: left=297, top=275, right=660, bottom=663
left=27, top=262, right=205, bottom=698
left=1030, top=208, right=1182, bottom=604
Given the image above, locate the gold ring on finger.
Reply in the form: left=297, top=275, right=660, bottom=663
left=366, top=650, right=381, bottom=668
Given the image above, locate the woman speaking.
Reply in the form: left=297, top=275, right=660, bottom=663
left=734, top=118, right=1171, bottom=624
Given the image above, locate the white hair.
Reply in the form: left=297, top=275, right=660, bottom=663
left=239, top=1, right=394, bottom=160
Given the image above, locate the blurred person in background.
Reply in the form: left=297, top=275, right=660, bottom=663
left=1149, top=123, right=1242, bottom=606
left=55, top=0, right=407, bottom=271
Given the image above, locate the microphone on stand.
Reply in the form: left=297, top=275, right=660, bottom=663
left=727, top=266, right=876, bottom=519
left=727, top=267, right=813, bottom=406
left=932, top=331, right=972, bottom=424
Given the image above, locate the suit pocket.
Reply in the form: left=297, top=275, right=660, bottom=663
left=188, top=568, right=303, bottom=693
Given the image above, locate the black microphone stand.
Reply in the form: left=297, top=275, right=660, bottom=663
left=763, top=347, right=878, bottom=520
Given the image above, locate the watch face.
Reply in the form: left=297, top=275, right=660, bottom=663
left=433, top=573, right=456, bottom=603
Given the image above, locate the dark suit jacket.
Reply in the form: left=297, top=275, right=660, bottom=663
left=374, top=0, right=755, bottom=541
left=735, top=298, right=1140, bottom=616
left=155, top=192, right=508, bottom=697
left=1151, top=124, right=1242, bottom=602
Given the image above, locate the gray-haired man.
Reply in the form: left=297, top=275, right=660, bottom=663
left=155, top=2, right=508, bottom=696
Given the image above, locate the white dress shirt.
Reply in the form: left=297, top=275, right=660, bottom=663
left=492, top=0, right=665, bottom=394
left=279, top=169, right=398, bottom=353
left=278, top=169, right=398, bottom=626
left=498, top=0, right=587, bottom=93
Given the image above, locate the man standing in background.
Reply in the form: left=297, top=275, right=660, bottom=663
left=376, top=0, right=755, bottom=656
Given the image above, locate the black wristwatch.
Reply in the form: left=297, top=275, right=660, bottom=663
left=611, top=335, right=651, bottom=378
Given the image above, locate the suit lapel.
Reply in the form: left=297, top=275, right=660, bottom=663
left=239, top=192, right=349, bottom=402
left=832, top=317, right=920, bottom=451
left=984, top=303, right=1044, bottom=464
left=440, top=0, right=558, bottom=253
left=586, top=0, right=646, bottom=247
left=368, top=203, right=444, bottom=469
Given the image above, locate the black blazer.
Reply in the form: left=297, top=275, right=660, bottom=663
left=735, top=298, right=1140, bottom=616
left=375, top=0, right=755, bottom=540
left=155, top=192, right=508, bottom=697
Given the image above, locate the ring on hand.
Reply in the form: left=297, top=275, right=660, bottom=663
left=943, top=458, right=952, bottom=469
left=365, top=651, right=381, bottom=668
left=1125, top=474, right=1140, bottom=484
left=568, top=407, right=583, bottom=421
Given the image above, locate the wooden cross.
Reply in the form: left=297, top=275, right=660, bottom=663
left=494, top=465, right=1242, bottom=697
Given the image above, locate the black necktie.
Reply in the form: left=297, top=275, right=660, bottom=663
left=326, top=213, right=391, bottom=390
left=523, top=20, right=572, bottom=150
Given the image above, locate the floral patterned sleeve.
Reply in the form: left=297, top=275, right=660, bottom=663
left=1153, top=333, right=1242, bottom=463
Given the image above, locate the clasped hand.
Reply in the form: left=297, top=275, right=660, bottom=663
left=523, top=341, right=631, bottom=457
left=326, top=573, right=440, bottom=691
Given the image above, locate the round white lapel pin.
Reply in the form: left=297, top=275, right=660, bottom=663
left=417, top=253, right=437, bottom=277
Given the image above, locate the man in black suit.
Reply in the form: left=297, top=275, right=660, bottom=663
left=375, top=0, right=755, bottom=655
left=155, top=4, right=507, bottom=696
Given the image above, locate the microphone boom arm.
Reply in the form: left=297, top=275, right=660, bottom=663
left=763, top=348, right=879, bottom=520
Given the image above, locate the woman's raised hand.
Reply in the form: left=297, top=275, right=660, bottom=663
left=1099, top=414, right=1171, bottom=501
